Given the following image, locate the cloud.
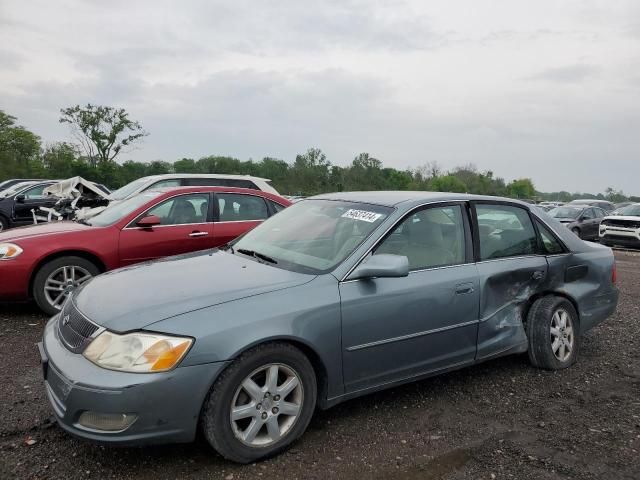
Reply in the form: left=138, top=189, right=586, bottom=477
left=0, top=0, right=639, bottom=194
left=526, top=64, right=602, bottom=84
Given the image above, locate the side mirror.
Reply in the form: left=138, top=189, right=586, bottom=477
left=136, top=215, right=162, bottom=228
left=15, top=194, right=25, bottom=203
left=348, top=254, right=409, bottom=281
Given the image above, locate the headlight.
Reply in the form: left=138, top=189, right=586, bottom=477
left=0, top=243, right=23, bottom=260
left=83, top=331, right=193, bottom=373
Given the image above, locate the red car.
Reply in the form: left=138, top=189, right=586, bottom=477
left=0, top=186, right=290, bottom=314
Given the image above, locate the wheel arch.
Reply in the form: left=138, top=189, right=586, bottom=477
left=523, top=290, right=581, bottom=329
left=28, top=250, right=107, bottom=297
left=210, top=336, right=331, bottom=409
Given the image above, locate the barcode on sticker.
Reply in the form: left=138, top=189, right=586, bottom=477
left=341, top=209, right=382, bottom=223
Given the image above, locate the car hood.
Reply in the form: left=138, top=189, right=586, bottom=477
left=604, top=215, right=640, bottom=221
left=0, top=221, right=91, bottom=242
left=73, top=249, right=315, bottom=332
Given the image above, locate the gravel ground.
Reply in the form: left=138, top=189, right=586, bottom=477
left=1, top=251, right=639, bottom=480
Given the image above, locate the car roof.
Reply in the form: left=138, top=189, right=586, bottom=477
left=309, top=191, right=532, bottom=208
left=138, top=173, right=272, bottom=182
left=143, top=185, right=290, bottom=203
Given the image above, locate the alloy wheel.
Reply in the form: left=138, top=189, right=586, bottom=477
left=550, top=308, right=574, bottom=362
left=44, top=265, right=93, bottom=310
left=230, top=363, right=304, bottom=447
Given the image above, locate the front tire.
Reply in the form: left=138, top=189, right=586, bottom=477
left=527, top=296, right=580, bottom=370
left=32, top=256, right=100, bottom=315
left=201, top=342, right=317, bottom=463
left=0, top=215, right=8, bottom=232
left=571, top=227, right=581, bottom=238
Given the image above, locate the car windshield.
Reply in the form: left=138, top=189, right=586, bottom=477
left=614, top=204, right=640, bottom=217
left=88, top=192, right=163, bottom=227
left=0, top=182, right=37, bottom=198
left=231, top=199, right=393, bottom=274
left=108, top=177, right=154, bottom=201
left=549, top=206, right=582, bottom=219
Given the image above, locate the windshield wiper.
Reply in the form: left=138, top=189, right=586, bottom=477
left=76, top=219, right=91, bottom=226
left=237, top=248, right=278, bottom=264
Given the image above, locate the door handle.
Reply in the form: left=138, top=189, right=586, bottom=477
left=532, top=270, right=546, bottom=280
left=189, top=231, right=208, bottom=238
left=455, top=283, right=475, bottom=295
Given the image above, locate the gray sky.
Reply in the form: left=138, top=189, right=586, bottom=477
left=1, top=0, right=639, bottom=194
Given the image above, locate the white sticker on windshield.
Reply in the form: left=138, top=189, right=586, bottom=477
left=341, top=209, right=382, bottom=223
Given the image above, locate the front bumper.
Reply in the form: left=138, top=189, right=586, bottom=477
left=600, top=227, right=640, bottom=248
left=0, top=256, right=32, bottom=300
left=40, top=315, right=228, bottom=445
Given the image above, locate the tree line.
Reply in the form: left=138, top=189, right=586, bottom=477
left=1, top=107, right=636, bottom=203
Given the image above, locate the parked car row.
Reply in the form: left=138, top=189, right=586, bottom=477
left=0, top=174, right=280, bottom=231
left=13, top=191, right=615, bottom=463
left=0, top=186, right=289, bottom=314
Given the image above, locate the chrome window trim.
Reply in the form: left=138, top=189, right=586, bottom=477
left=124, top=222, right=211, bottom=231
left=123, top=191, right=213, bottom=229
left=214, top=219, right=265, bottom=224
left=339, top=200, right=471, bottom=282
left=346, top=319, right=479, bottom=351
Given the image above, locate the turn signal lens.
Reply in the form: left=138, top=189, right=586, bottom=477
left=0, top=243, right=23, bottom=260
left=84, top=331, right=193, bottom=373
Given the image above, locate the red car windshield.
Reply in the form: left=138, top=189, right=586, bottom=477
left=88, top=192, right=163, bottom=227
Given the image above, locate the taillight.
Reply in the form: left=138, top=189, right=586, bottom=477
left=612, top=262, right=617, bottom=284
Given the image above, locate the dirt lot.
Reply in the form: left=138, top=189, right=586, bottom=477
left=1, top=252, right=639, bottom=480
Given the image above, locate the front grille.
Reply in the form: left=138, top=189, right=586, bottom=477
left=58, top=300, right=100, bottom=353
left=602, top=218, right=640, bottom=229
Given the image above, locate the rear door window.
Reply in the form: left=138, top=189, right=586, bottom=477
left=217, top=194, right=269, bottom=221
left=476, top=204, right=537, bottom=260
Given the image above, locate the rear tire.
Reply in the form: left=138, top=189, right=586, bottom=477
left=201, top=342, right=317, bottom=463
left=33, top=256, right=100, bottom=315
left=0, top=215, right=8, bottom=232
left=527, top=296, right=580, bottom=370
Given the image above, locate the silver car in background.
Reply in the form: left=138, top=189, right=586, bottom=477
left=40, top=192, right=618, bottom=463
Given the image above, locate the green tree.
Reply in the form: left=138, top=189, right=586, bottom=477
left=0, top=110, right=42, bottom=179
left=430, top=175, right=467, bottom=193
left=291, top=148, right=331, bottom=195
left=173, top=158, right=198, bottom=173
left=506, top=178, right=536, bottom=199
left=59, top=104, right=148, bottom=166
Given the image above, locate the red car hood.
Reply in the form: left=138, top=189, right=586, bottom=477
left=0, top=221, right=91, bottom=242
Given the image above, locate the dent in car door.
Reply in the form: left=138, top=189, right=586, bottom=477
left=473, top=203, right=548, bottom=360
left=340, top=203, right=480, bottom=393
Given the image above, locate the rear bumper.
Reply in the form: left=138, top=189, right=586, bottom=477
left=580, top=288, right=619, bottom=333
left=0, top=258, right=32, bottom=300
left=41, top=316, right=228, bottom=446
